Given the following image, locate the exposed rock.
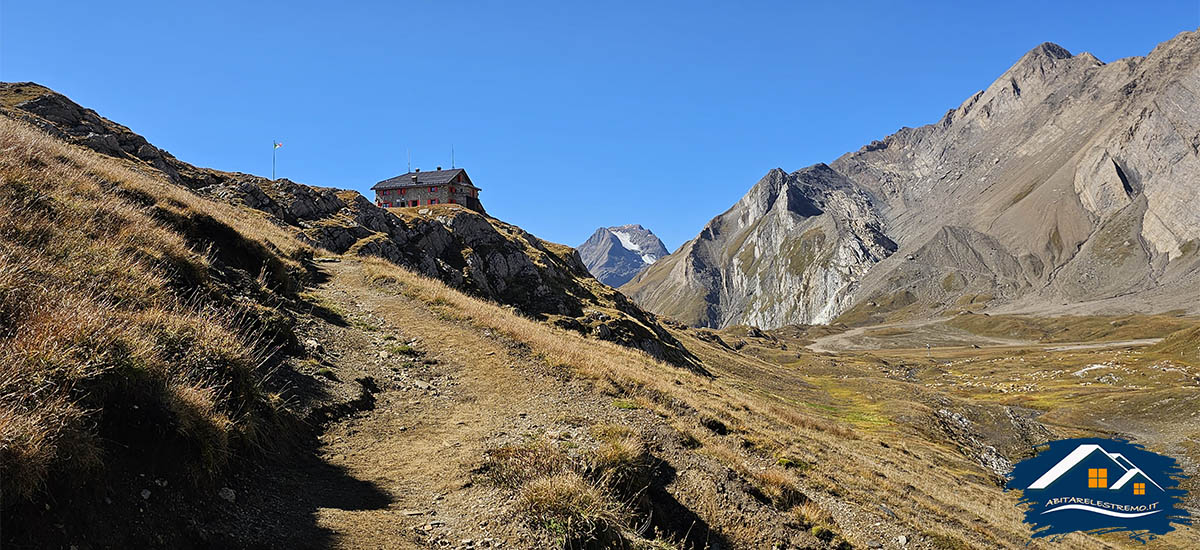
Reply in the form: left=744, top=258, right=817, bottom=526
left=1, top=84, right=183, bottom=184
left=831, top=32, right=1200, bottom=321
left=624, top=31, right=1200, bottom=328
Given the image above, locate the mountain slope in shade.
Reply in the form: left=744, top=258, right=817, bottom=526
left=625, top=30, right=1200, bottom=329
left=578, top=224, right=669, bottom=287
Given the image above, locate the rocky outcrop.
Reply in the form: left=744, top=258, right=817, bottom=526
left=294, top=197, right=702, bottom=369
left=623, top=164, right=895, bottom=328
left=1, top=83, right=188, bottom=183
left=625, top=31, right=1200, bottom=328
left=577, top=224, right=669, bottom=287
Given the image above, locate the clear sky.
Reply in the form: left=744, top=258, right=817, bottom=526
left=2, top=1, right=1197, bottom=250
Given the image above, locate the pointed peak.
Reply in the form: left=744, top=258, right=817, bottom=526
left=1028, top=42, right=1072, bottom=60
left=749, top=168, right=789, bottom=190
left=1076, top=51, right=1104, bottom=66
left=999, top=41, right=1081, bottom=83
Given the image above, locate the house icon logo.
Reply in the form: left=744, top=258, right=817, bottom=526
left=1007, top=438, right=1191, bottom=541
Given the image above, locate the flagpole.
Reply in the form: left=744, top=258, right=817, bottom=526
left=272, top=140, right=276, bottom=180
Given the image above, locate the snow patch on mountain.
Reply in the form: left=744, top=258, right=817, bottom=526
left=612, top=230, right=659, bottom=264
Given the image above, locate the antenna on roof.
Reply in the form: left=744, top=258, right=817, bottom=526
left=407, top=148, right=411, bottom=173
left=451, top=145, right=455, bottom=169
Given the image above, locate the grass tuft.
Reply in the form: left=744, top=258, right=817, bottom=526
left=514, top=472, right=626, bottom=547
left=611, top=398, right=641, bottom=410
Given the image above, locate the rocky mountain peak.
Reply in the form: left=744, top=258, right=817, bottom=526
left=1001, top=40, right=1099, bottom=89
left=578, top=224, right=669, bottom=287
left=1028, top=41, right=1073, bottom=61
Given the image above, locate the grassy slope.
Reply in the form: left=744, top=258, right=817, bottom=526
left=727, top=323, right=1200, bottom=548
left=1149, top=325, right=1200, bottom=363
left=0, top=112, right=310, bottom=524
left=2, top=80, right=700, bottom=372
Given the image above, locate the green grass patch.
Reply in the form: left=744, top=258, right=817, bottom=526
left=352, top=318, right=381, bottom=332
left=1009, top=183, right=1035, bottom=206
left=775, top=455, right=810, bottom=471
left=946, top=313, right=1197, bottom=343
left=386, top=343, right=418, bottom=356
left=299, top=291, right=348, bottom=324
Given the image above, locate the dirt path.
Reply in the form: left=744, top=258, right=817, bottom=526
left=221, top=259, right=602, bottom=549
left=805, top=317, right=1028, bottom=352
left=1042, top=338, right=1163, bottom=351
left=310, top=259, right=578, bottom=548
left=221, top=259, right=844, bottom=549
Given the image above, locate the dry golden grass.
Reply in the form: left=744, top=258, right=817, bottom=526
left=480, top=440, right=573, bottom=489
left=361, top=256, right=871, bottom=519
left=361, top=256, right=715, bottom=400
left=0, top=114, right=308, bottom=500
left=791, top=499, right=833, bottom=529
left=752, top=466, right=804, bottom=508
left=514, top=471, right=627, bottom=546
left=481, top=434, right=646, bottom=548
left=588, top=424, right=651, bottom=494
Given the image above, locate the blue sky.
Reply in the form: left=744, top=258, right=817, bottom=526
left=2, top=1, right=1197, bottom=250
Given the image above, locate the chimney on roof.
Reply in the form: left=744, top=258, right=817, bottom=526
left=436, top=166, right=442, bottom=171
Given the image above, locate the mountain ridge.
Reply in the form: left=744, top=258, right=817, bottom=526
left=624, top=31, right=1200, bottom=329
